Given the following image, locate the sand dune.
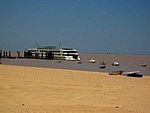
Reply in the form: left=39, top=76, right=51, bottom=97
left=0, top=65, right=150, bottom=113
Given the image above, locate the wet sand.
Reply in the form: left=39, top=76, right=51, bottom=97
left=0, top=65, right=150, bottom=113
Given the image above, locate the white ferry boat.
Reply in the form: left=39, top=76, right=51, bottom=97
left=24, top=46, right=80, bottom=61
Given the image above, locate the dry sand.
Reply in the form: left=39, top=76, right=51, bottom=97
left=0, top=65, right=150, bottom=113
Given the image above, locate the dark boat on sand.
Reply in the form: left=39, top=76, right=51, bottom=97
left=125, top=71, right=143, bottom=78
left=127, top=73, right=143, bottom=77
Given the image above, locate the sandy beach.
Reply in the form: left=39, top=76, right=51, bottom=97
left=0, top=65, right=150, bottom=113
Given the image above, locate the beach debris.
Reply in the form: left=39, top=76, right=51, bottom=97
left=109, top=70, right=124, bottom=75
left=88, top=58, right=96, bottom=63
left=124, top=71, right=143, bottom=77
left=112, top=61, right=119, bottom=66
left=140, top=63, right=147, bottom=67
left=115, top=106, right=119, bottom=108
left=99, top=65, right=106, bottom=69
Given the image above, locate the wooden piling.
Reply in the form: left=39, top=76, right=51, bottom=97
left=9, top=51, right=11, bottom=58
left=0, top=50, right=1, bottom=59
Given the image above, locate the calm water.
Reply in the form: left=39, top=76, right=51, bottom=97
left=1, top=53, right=150, bottom=75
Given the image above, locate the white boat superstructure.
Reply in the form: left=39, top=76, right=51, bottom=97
left=24, top=46, right=80, bottom=61
left=53, top=48, right=80, bottom=61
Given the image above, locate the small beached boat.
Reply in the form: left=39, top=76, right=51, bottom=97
left=109, top=70, right=124, bottom=75
left=125, top=71, right=143, bottom=77
left=127, top=73, right=143, bottom=77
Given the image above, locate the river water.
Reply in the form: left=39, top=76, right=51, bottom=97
left=1, top=53, right=150, bottom=75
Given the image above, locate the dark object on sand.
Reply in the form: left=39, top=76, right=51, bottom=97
left=125, top=71, right=143, bottom=78
left=127, top=73, right=143, bottom=77
left=109, top=70, right=124, bottom=75
left=99, top=65, right=106, bottom=69
left=0, top=62, right=1, bottom=64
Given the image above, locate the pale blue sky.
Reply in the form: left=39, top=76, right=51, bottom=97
left=0, top=0, right=150, bottom=54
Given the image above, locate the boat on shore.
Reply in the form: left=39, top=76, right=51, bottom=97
left=109, top=70, right=124, bottom=75
left=125, top=71, right=143, bottom=77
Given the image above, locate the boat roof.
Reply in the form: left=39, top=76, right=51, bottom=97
left=62, top=48, right=75, bottom=50
left=37, top=46, right=56, bottom=49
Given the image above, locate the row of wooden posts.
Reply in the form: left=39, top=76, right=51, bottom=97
left=0, top=50, right=21, bottom=58
left=0, top=50, right=52, bottom=59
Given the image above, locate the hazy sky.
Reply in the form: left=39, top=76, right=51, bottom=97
left=0, top=0, right=150, bottom=54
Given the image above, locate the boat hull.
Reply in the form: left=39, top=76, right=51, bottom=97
left=127, top=73, right=143, bottom=77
